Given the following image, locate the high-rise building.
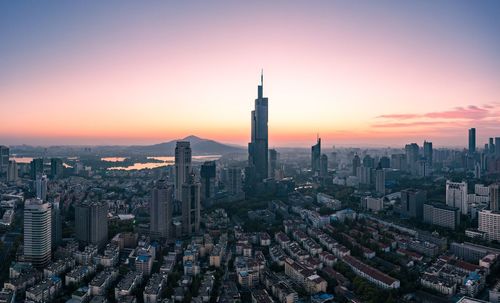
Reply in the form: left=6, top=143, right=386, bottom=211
left=181, top=174, right=200, bottom=236
left=200, top=161, right=216, bottom=203
left=320, top=154, right=328, bottom=177
left=375, top=169, right=385, bottom=194
left=363, top=155, right=375, bottom=168
left=423, top=203, right=460, bottom=230
left=496, top=137, right=500, bottom=156
left=468, top=128, right=476, bottom=154
left=423, top=141, right=433, bottom=165
left=175, top=141, right=192, bottom=199
left=248, top=72, right=269, bottom=182
left=446, top=180, right=468, bottom=215
left=489, top=138, right=495, bottom=154
left=0, top=146, right=9, bottom=178
left=50, top=158, right=64, bottom=179
left=150, top=180, right=174, bottom=239
left=24, top=198, right=52, bottom=268
left=7, top=160, right=18, bottom=182
left=51, top=201, right=62, bottom=248
left=75, top=201, right=108, bottom=247
left=391, top=154, right=406, bottom=171
left=478, top=210, right=500, bottom=242
left=379, top=156, right=390, bottom=169
left=311, top=137, right=321, bottom=174
left=405, top=143, right=419, bottom=174
left=400, top=189, right=426, bottom=219
left=268, top=149, right=278, bottom=179
left=30, top=158, right=44, bottom=180
left=490, top=184, right=500, bottom=212
left=357, top=166, right=371, bottom=185
left=352, top=155, right=360, bottom=176
left=35, top=174, right=48, bottom=201
left=227, top=167, right=242, bottom=195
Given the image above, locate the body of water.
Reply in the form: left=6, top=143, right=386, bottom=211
left=108, top=155, right=221, bottom=170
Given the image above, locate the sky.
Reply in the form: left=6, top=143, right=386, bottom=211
left=1, top=1, right=500, bottom=148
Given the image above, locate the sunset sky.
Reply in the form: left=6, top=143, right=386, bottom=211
left=1, top=1, right=500, bottom=147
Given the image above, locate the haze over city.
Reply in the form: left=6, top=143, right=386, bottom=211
left=2, top=1, right=500, bottom=147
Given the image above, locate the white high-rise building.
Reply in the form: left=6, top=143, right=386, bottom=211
left=175, top=141, right=192, bottom=200
left=35, top=174, right=48, bottom=201
left=24, top=198, right=52, bottom=267
left=446, top=180, right=468, bottom=215
left=150, top=180, right=173, bottom=239
left=478, top=210, right=500, bottom=242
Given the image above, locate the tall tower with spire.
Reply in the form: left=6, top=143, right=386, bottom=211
left=248, top=71, right=269, bottom=182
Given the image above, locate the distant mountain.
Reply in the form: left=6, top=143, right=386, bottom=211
left=129, top=135, right=245, bottom=155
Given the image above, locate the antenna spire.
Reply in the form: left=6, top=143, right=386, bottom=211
left=261, top=69, right=263, bottom=86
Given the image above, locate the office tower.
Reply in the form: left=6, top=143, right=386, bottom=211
left=490, top=184, right=500, bottom=212
left=446, top=180, right=468, bottom=215
left=379, top=156, right=390, bottom=169
left=51, top=201, right=62, bottom=248
left=175, top=141, right=192, bottom=199
left=357, top=166, right=371, bottom=185
left=489, top=138, right=495, bottom=154
left=7, top=160, right=18, bottom=182
left=375, top=169, right=385, bottom=194
left=150, top=180, right=174, bottom=239
left=200, top=161, right=216, bottom=203
left=50, top=158, right=64, bottom=179
left=248, top=71, right=269, bottom=181
left=75, top=201, right=108, bottom=247
left=468, top=128, right=476, bottom=154
left=363, top=155, right=375, bottom=168
left=24, top=198, right=52, bottom=268
left=181, top=174, right=200, bottom=236
left=479, top=210, right=500, bottom=242
left=320, top=154, right=328, bottom=177
left=391, top=154, right=406, bottom=171
left=423, top=203, right=460, bottom=230
left=268, top=149, right=278, bottom=179
left=227, top=167, right=243, bottom=195
left=30, top=158, right=44, bottom=180
left=423, top=141, right=433, bottom=165
left=400, top=189, right=426, bottom=219
left=0, top=145, right=9, bottom=178
left=352, top=155, right=360, bottom=176
left=405, top=143, right=419, bottom=173
left=35, top=174, right=48, bottom=201
left=311, top=137, right=321, bottom=173
left=496, top=138, right=500, bottom=156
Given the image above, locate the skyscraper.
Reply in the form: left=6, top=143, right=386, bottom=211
left=400, top=189, right=426, bottom=219
left=490, top=184, right=500, bottom=212
left=248, top=71, right=269, bottom=182
left=35, top=174, right=48, bottom=201
left=489, top=138, right=495, bottom=154
left=311, top=137, right=321, bottom=173
left=175, top=141, right=192, bottom=199
left=75, top=201, right=108, bottom=247
left=150, top=180, right=174, bottom=239
left=496, top=137, right=500, bottom=156
left=375, top=169, right=385, bottom=194
left=30, top=158, right=44, bottom=180
left=0, top=146, right=9, bottom=178
left=181, top=174, right=201, bottom=236
left=352, top=155, right=360, bottom=176
left=7, top=160, right=18, bottom=182
left=51, top=201, right=62, bottom=248
left=227, top=167, right=243, bottom=195
left=320, top=154, right=328, bottom=177
left=468, top=128, right=476, bottom=154
left=200, top=161, right=216, bottom=203
left=24, top=198, right=52, bottom=268
left=423, top=141, right=433, bottom=165
left=51, top=158, right=64, bottom=179
left=405, top=143, right=419, bottom=174
left=268, top=149, right=278, bottom=179
left=446, top=180, right=468, bottom=215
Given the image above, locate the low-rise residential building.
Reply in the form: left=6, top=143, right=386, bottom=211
left=89, top=268, right=119, bottom=296
left=342, top=255, right=400, bottom=289
left=26, top=277, right=62, bottom=303
left=143, top=273, right=166, bottom=303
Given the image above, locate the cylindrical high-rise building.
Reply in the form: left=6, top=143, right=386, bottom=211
left=24, top=198, right=52, bottom=268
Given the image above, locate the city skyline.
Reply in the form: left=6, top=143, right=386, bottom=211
left=1, top=1, right=500, bottom=147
